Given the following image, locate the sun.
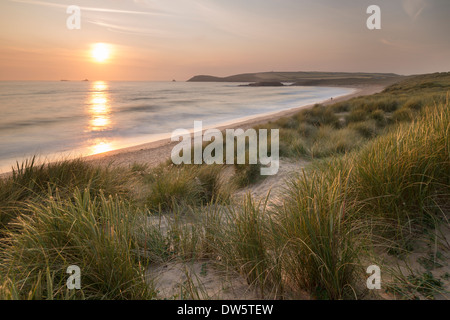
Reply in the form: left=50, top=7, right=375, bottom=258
left=91, top=43, right=111, bottom=63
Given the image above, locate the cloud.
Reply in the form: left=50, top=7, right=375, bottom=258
left=402, top=0, right=427, bottom=20
left=380, top=38, right=396, bottom=46
left=87, top=20, right=167, bottom=37
left=9, top=0, right=168, bottom=16
left=380, top=38, right=406, bottom=49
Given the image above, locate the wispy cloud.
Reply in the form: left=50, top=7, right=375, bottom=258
left=9, top=0, right=169, bottom=16
left=380, top=38, right=413, bottom=51
left=87, top=20, right=168, bottom=37
left=380, top=38, right=400, bottom=47
left=402, top=0, right=427, bottom=20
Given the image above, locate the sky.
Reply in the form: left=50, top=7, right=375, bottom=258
left=0, top=0, right=449, bottom=81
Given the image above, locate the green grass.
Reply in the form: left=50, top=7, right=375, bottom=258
left=386, top=270, right=445, bottom=300
left=274, top=169, right=362, bottom=299
left=0, top=189, right=155, bottom=300
left=204, top=195, right=281, bottom=297
left=0, top=157, right=127, bottom=232
left=144, top=164, right=231, bottom=212
left=232, top=162, right=263, bottom=187
left=276, top=99, right=449, bottom=298
left=350, top=102, right=449, bottom=224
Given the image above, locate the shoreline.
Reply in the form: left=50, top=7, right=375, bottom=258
left=0, top=84, right=386, bottom=177
left=83, top=84, right=385, bottom=169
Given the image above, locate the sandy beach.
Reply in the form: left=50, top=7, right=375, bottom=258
left=85, top=84, right=385, bottom=169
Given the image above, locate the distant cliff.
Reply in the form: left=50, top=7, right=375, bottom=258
left=187, top=71, right=403, bottom=86
left=188, top=73, right=262, bottom=82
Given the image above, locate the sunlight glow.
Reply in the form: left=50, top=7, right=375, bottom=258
left=93, top=81, right=108, bottom=91
left=87, top=81, right=114, bottom=155
left=88, top=81, right=111, bottom=131
left=91, top=43, right=111, bottom=63
left=90, top=141, right=113, bottom=154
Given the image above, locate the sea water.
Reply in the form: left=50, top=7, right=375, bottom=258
left=0, top=81, right=354, bottom=172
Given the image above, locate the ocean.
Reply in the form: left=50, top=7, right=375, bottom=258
left=0, top=81, right=354, bottom=172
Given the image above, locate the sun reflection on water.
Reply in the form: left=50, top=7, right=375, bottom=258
left=87, top=81, right=114, bottom=154
left=90, top=141, right=113, bottom=154
left=88, top=81, right=111, bottom=131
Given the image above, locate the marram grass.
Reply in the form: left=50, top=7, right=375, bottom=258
left=0, top=189, right=155, bottom=300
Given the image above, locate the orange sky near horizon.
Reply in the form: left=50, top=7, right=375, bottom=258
left=1, top=0, right=449, bottom=81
